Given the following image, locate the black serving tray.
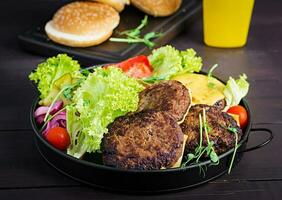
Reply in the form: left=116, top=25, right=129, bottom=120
left=18, top=0, right=202, bottom=65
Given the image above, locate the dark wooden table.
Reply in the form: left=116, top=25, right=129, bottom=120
left=1, top=0, right=281, bottom=199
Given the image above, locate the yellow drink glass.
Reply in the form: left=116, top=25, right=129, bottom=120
left=203, top=0, right=255, bottom=48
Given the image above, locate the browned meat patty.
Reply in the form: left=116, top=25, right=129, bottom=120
left=136, top=80, right=191, bottom=122
left=181, top=104, right=242, bottom=155
left=102, top=110, right=184, bottom=170
left=213, top=99, right=226, bottom=110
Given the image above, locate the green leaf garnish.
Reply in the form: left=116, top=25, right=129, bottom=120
left=81, top=69, right=90, bottom=77
left=40, top=106, right=67, bottom=132
left=43, top=86, right=71, bottom=122
left=182, top=108, right=219, bottom=169
left=207, top=64, right=219, bottom=88
left=63, top=87, right=73, bottom=100
left=210, top=150, right=219, bottom=163
left=119, top=15, right=148, bottom=37
left=208, top=64, right=218, bottom=78
left=110, top=15, right=162, bottom=49
left=142, top=75, right=166, bottom=83
left=227, top=126, right=240, bottom=174
left=227, top=126, right=238, bottom=134
left=208, top=82, right=215, bottom=89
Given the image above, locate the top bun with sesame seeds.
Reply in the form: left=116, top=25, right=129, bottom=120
left=91, top=0, right=130, bottom=12
left=45, top=1, right=120, bottom=47
left=131, top=0, right=182, bottom=17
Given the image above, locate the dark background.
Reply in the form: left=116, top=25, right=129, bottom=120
left=1, top=0, right=282, bottom=199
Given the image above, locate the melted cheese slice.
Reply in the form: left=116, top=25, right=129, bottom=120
left=171, top=135, right=188, bottom=168
left=228, top=113, right=240, bottom=127
left=173, top=73, right=225, bottom=106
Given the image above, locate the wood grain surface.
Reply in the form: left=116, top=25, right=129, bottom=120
left=0, top=0, right=281, bottom=199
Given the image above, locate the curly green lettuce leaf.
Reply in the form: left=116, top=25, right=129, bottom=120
left=67, top=67, right=144, bottom=158
left=148, top=45, right=182, bottom=79
left=223, top=74, right=249, bottom=107
left=146, top=45, right=203, bottom=82
left=66, top=105, right=86, bottom=158
left=29, top=54, right=82, bottom=105
left=180, top=48, right=203, bottom=73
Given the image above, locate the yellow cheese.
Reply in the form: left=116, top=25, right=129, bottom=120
left=228, top=113, right=240, bottom=127
left=173, top=73, right=225, bottom=106
left=171, top=135, right=188, bottom=168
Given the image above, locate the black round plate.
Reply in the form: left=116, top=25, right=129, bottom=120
left=30, top=74, right=252, bottom=193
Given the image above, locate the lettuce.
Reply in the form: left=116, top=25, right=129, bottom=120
left=180, top=49, right=203, bottom=73
left=147, top=45, right=203, bottom=81
left=223, top=74, right=249, bottom=107
left=29, top=54, right=82, bottom=105
left=66, top=105, right=85, bottom=158
left=148, top=45, right=182, bottom=79
left=67, top=67, right=144, bottom=158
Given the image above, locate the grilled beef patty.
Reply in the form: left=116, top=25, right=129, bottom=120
left=102, top=110, right=184, bottom=170
left=181, top=104, right=242, bottom=155
left=137, top=80, right=191, bottom=122
left=213, top=99, right=226, bottom=110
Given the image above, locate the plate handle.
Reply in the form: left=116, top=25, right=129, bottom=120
left=238, top=128, right=273, bottom=153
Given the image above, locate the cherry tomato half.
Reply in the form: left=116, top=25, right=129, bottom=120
left=45, top=127, right=70, bottom=150
left=227, top=105, right=248, bottom=128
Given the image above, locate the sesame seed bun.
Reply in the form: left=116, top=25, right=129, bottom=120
left=45, top=1, right=120, bottom=47
left=130, top=0, right=182, bottom=17
left=91, top=0, right=130, bottom=12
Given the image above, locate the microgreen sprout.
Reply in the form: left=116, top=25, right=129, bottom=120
left=81, top=69, right=90, bottom=77
left=182, top=108, right=219, bottom=173
left=43, top=86, right=71, bottom=122
left=207, top=82, right=215, bottom=88
left=207, top=64, right=219, bottom=88
left=43, top=78, right=85, bottom=123
left=40, top=106, right=67, bottom=132
left=63, top=87, right=73, bottom=100
left=208, top=64, right=218, bottom=78
left=181, top=113, right=204, bottom=167
left=110, top=15, right=163, bottom=49
left=119, top=15, right=148, bottom=37
left=142, top=76, right=166, bottom=83
left=227, top=126, right=240, bottom=174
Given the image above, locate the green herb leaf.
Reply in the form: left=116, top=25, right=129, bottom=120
left=43, top=86, right=71, bottom=122
left=182, top=108, right=219, bottom=168
left=118, top=16, right=148, bottom=37
left=227, top=126, right=238, bottom=134
left=63, top=87, right=73, bottom=100
left=208, top=64, right=219, bottom=78
left=228, top=131, right=239, bottom=174
left=110, top=15, right=162, bottom=48
left=142, top=75, right=166, bottom=83
left=208, top=82, right=215, bottom=88
left=188, top=153, right=195, bottom=161
left=81, top=69, right=90, bottom=77
left=207, top=64, right=219, bottom=88
left=210, top=150, right=219, bottom=163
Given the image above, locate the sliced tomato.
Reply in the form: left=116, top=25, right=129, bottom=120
left=45, top=127, right=70, bottom=150
left=123, top=61, right=153, bottom=78
left=227, top=105, right=248, bottom=128
left=104, top=55, right=153, bottom=78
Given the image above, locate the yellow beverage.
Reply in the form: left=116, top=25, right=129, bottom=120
left=203, top=0, right=255, bottom=48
